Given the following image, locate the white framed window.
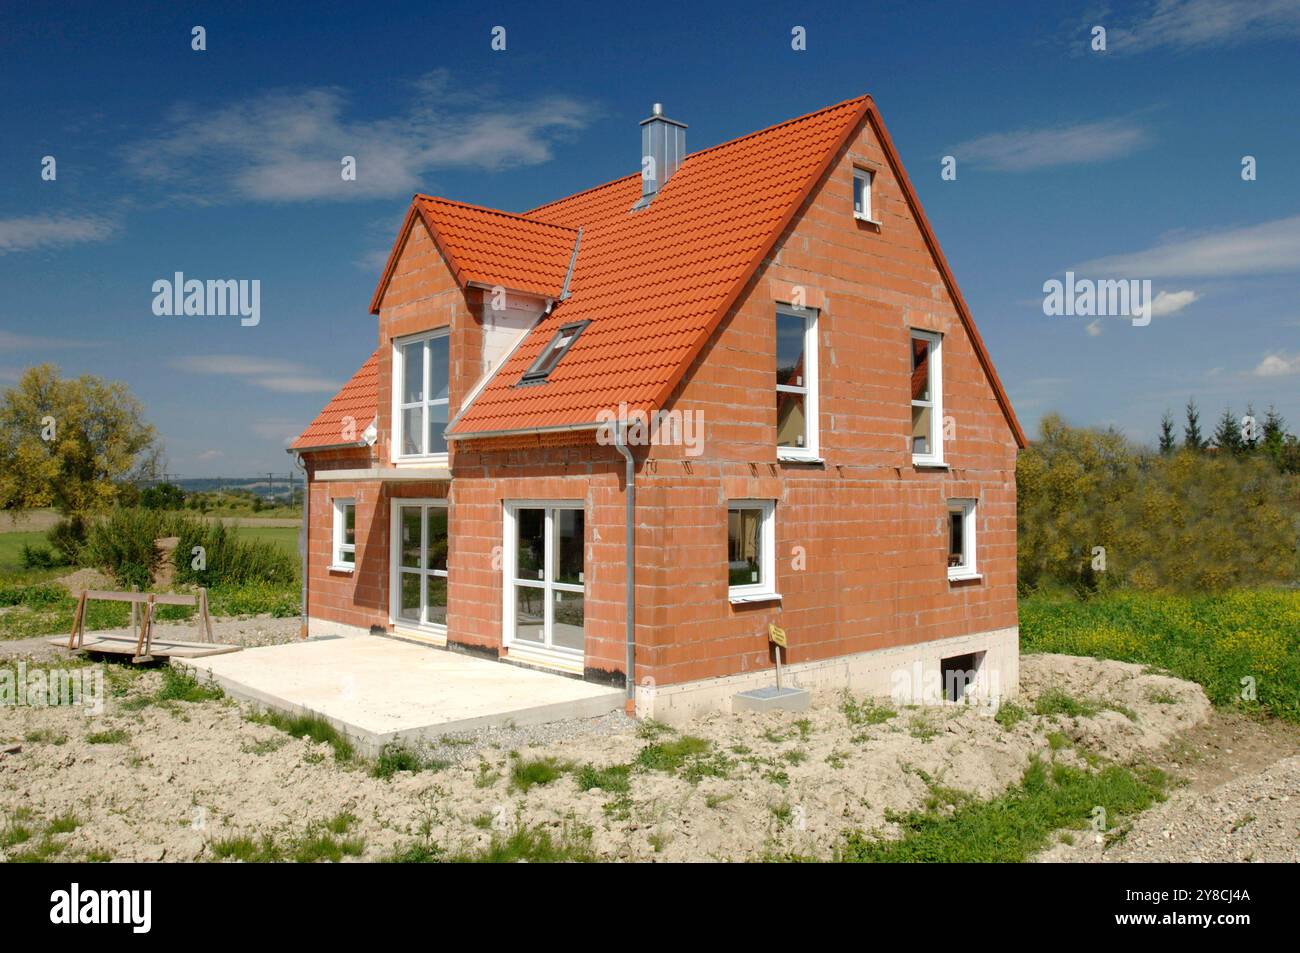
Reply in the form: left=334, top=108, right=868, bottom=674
left=520, top=321, right=589, bottom=385
left=390, top=499, right=448, bottom=633
left=392, top=328, right=450, bottom=462
left=331, top=498, right=356, bottom=570
left=853, top=167, right=875, bottom=222
left=776, top=305, right=818, bottom=460
left=910, top=329, right=944, bottom=466
left=947, top=499, right=978, bottom=581
left=727, top=500, right=778, bottom=603
left=502, top=502, right=586, bottom=668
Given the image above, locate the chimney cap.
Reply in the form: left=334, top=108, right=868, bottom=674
left=640, top=103, right=687, bottom=128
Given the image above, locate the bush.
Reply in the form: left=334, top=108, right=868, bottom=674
left=46, top=515, right=87, bottom=564
left=19, top=544, right=59, bottom=570
left=172, top=520, right=296, bottom=588
left=140, top=482, right=185, bottom=510
left=1018, top=415, right=1299, bottom=593
left=80, top=508, right=182, bottom=589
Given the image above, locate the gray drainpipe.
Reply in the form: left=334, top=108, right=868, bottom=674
left=612, top=423, right=636, bottom=707
left=293, top=452, right=309, bottom=640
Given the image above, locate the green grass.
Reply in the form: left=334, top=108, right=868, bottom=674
left=227, top=525, right=300, bottom=558
left=575, top=763, right=632, bottom=794
left=1020, top=588, right=1300, bottom=722
left=994, top=701, right=1029, bottom=729
left=210, top=812, right=363, bottom=863
left=372, top=742, right=449, bottom=779
left=508, top=755, right=572, bottom=792
left=841, top=757, right=1167, bottom=862
left=249, top=710, right=355, bottom=763
left=0, top=531, right=56, bottom=575
left=85, top=728, right=129, bottom=745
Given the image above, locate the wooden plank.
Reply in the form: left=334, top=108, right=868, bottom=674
left=82, top=590, right=196, bottom=606
left=66, top=591, right=87, bottom=651
left=48, top=636, right=241, bottom=659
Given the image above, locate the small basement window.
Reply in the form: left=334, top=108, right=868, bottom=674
left=332, top=498, right=356, bottom=570
left=947, top=499, right=977, bottom=580
left=940, top=651, right=984, bottom=703
left=519, top=321, right=589, bottom=385
left=853, top=167, right=874, bottom=222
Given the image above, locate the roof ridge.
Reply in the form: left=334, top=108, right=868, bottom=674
left=525, top=95, right=870, bottom=217
left=414, top=193, right=578, bottom=234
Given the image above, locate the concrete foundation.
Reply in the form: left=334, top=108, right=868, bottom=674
left=637, top=626, right=1019, bottom=725
left=177, top=635, right=625, bottom=757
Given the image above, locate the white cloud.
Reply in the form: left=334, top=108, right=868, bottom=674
left=951, top=119, right=1149, bottom=171
left=0, top=214, right=116, bottom=254
left=1254, top=353, right=1300, bottom=376
left=124, top=71, right=596, bottom=203
left=1086, top=319, right=1104, bottom=336
left=1076, top=215, right=1300, bottom=278
left=1107, top=0, right=1300, bottom=53
left=1149, top=289, right=1201, bottom=317
left=171, top=354, right=338, bottom=393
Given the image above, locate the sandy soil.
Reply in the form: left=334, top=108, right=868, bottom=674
left=0, top=651, right=1226, bottom=862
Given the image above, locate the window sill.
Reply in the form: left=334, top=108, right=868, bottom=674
left=913, top=457, right=948, bottom=470
left=948, top=572, right=982, bottom=583
left=328, top=564, right=355, bottom=574
left=729, top=591, right=782, bottom=605
left=777, top=453, right=824, bottom=465
left=854, top=214, right=883, bottom=227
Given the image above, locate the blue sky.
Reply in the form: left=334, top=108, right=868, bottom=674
left=1, top=0, right=1298, bottom=475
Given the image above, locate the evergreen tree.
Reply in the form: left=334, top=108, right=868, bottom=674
left=1213, top=407, right=1242, bottom=454
left=1158, top=410, right=1177, bottom=454
left=1182, top=398, right=1205, bottom=451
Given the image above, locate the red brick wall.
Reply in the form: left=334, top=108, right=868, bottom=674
left=303, top=112, right=1018, bottom=690
left=625, top=111, right=1019, bottom=686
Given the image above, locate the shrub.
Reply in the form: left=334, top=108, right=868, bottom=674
left=46, top=515, right=87, bottom=564
left=80, top=508, right=182, bottom=589
left=172, top=519, right=296, bottom=588
left=19, top=544, right=59, bottom=570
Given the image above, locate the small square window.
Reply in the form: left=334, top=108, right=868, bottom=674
left=853, top=168, right=874, bottom=222
left=727, top=500, right=778, bottom=602
left=332, top=498, right=356, bottom=570
left=947, top=499, right=977, bottom=581
left=520, top=321, right=590, bottom=385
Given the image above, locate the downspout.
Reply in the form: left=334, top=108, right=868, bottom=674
left=293, top=452, right=309, bottom=640
left=612, top=423, right=636, bottom=712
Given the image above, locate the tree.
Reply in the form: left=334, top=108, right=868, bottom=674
left=1212, top=407, right=1242, bottom=455
left=1182, top=399, right=1205, bottom=451
left=140, top=482, right=186, bottom=510
left=1158, top=410, right=1177, bottom=455
left=0, top=364, right=161, bottom=516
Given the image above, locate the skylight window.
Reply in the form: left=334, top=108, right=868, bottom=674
left=520, top=321, right=589, bottom=385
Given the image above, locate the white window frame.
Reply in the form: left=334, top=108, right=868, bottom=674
left=391, top=327, right=450, bottom=464
left=776, top=304, right=819, bottom=461
left=727, top=499, right=778, bottom=603
left=853, top=167, right=877, bottom=223
left=947, top=498, right=979, bottom=581
left=389, top=498, right=449, bottom=638
left=502, top=501, right=586, bottom=671
left=910, top=328, right=945, bottom=467
left=331, top=498, right=356, bottom=571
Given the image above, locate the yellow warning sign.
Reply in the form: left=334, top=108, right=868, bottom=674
left=768, top=624, right=787, bottom=648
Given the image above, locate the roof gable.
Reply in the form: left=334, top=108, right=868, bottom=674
left=369, top=196, right=579, bottom=312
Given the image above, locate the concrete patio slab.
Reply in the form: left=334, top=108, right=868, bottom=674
left=176, top=636, right=625, bottom=756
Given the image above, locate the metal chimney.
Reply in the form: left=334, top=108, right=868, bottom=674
left=634, top=103, right=687, bottom=209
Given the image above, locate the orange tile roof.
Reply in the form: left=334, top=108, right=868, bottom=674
left=370, top=197, right=579, bottom=310
left=290, top=350, right=379, bottom=451
left=447, top=95, right=874, bottom=437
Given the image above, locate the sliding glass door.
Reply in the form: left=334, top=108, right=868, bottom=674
left=504, top=503, right=585, bottom=660
left=391, top=499, right=448, bottom=633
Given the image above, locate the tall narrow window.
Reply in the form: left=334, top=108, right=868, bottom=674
left=853, top=167, right=874, bottom=221
left=910, top=329, right=943, bottom=466
left=331, top=498, right=356, bottom=569
left=392, top=500, right=448, bottom=631
left=948, top=499, right=978, bottom=581
left=727, top=500, right=777, bottom=602
left=394, top=329, right=449, bottom=459
left=776, top=305, right=818, bottom=459
left=503, top=503, right=586, bottom=664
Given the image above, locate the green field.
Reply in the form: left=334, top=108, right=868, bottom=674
left=1020, top=588, right=1300, bottom=722
left=228, top=525, right=300, bottom=558
left=0, top=531, right=50, bottom=575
